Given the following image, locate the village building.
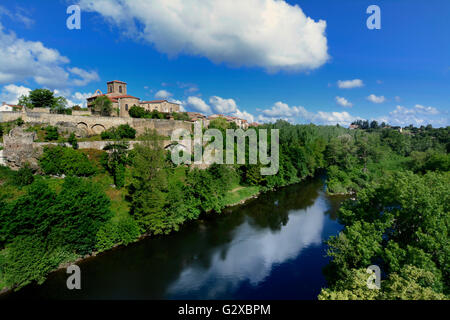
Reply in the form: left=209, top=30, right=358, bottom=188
left=0, top=102, right=23, bottom=112
left=208, top=114, right=249, bottom=129
left=87, top=80, right=180, bottom=118
left=140, top=100, right=180, bottom=113
left=187, top=112, right=210, bottom=127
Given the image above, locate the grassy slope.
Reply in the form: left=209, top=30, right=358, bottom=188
left=223, top=183, right=260, bottom=206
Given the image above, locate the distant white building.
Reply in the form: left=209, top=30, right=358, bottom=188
left=0, top=102, right=23, bottom=112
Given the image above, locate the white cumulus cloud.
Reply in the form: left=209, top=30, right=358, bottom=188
left=337, top=79, right=364, bottom=89
left=335, top=96, right=353, bottom=108
left=154, top=89, right=173, bottom=99
left=367, top=94, right=385, bottom=104
left=209, top=96, right=238, bottom=114
left=183, top=95, right=255, bottom=122
left=68, top=92, right=93, bottom=108
left=79, top=0, right=329, bottom=72
left=386, top=104, right=446, bottom=127
left=258, top=101, right=358, bottom=126
left=184, top=96, right=212, bottom=114
left=0, top=84, right=31, bottom=104
left=0, top=22, right=99, bottom=88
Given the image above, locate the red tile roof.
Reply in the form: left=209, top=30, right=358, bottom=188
left=140, top=100, right=177, bottom=104
left=112, top=95, right=140, bottom=100
left=87, top=94, right=139, bottom=102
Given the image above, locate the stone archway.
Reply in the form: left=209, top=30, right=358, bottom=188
left=91, top=124, right=106, bottom=135
left=76, top=122, right=89, bottom=137
left=164, top=142, right=189, bottom=153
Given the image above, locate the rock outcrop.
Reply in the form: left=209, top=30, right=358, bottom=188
left=2, top=127, right=41, bottom=171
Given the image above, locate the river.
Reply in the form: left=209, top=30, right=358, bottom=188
left=3, top=176, right=346, bottom=300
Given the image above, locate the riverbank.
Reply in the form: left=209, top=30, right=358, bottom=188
left=2, top=176, right=347, bottom=300
left=0, top=168, right=328, bottom=297
left=0, top=182, right=263, bottom=295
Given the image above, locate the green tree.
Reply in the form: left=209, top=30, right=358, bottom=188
left=128, top=105, right=147, bottom=118
left=102, top=142, right=130, bottom=188
left=28, top=89, right=55, bottom=109
left=39, top=145, right=96, bottom=177
left=17, top=95, right=33, bottom=109
left=129, top=130, right=170, bottom=234
left=321, top=171, right=450, bottom=299
left=93, top=96, right=113, bottom=116
left=0, top=178, right=56, bottom=246
left=49, top=177, right=112, bottom=254
left=52, top=96, right=69, bottom=114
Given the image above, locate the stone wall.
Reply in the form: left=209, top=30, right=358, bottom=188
left=0, top=111, right=193, bottom=137
left=2, top=125, right=190, bottom=171
left=72, top=110, right=91, bottom=116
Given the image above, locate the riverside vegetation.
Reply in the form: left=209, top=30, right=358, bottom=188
left=0, top=117, right=448, bottom=299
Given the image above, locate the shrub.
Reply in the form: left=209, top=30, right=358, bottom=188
left=150, top=110, right=164, bottom=119
left=128, top=105, right=147, bottom=118
left=44, top=125, right=59, bottom=141
left=39, top=145, right=96, bottom=176
left=173, top=112, right=190, bottom=121
left=1, top=235, right=77, bottom=290
left=96, top=216, right=140, bottom=251
left=15, top=117, right=24, bottom=126
left=101, top=124, right=136, bottom=140
left=0, top=178, right=56, bottom=246
left=116, top=124, right=136, bottom=139
left=49, top=177, right=112, bottom=254
left=68, top=132, right=78, bottom=149
left=14, top=164, right=34, bottom=187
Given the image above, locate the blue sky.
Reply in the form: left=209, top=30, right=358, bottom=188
left=0, top=0, right=448, bottom=127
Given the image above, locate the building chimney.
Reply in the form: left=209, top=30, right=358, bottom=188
left=2, top=102, right=6, bottom=106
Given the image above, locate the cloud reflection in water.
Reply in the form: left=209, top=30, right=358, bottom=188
left=167, top=197, right=329, bottom=298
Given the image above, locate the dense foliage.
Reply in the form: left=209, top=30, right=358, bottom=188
left=128, top=105, right=164, bottom=119
left=128, top=105, right=189, bottom=121
left=316, top=123, right=449, bottom=300
left=39, top=145, right=97, bottom=177
left=92, top=96, right=113, bottom=116
left=0, top=177, right=112, bottom=289
left=101, top=142, right=130, bottom=188
left=44, top=125, right=59, bottom=141
left=320, top=171, right=449, bottom=300
left=100, top=124, right=136, bottom=140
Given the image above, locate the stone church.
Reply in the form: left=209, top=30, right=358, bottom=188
left=87, top=80, right=180, bottom=117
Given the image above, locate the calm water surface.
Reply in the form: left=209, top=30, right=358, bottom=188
left=4, top=177, right=345, bottom=300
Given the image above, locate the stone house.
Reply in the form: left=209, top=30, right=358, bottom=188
left=140, top=100, right=181, bottom=113
left=187, top=112, right=209, bottom=127
left=208, top=114, right=249, bottom=129
left=87, top=80, right=180, bottom=118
